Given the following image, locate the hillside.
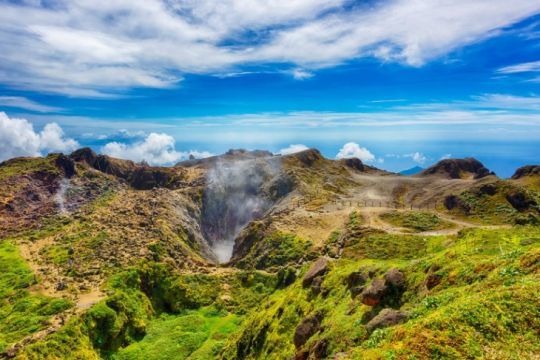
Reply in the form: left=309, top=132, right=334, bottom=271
left=0, top=149, right=538, bottom=359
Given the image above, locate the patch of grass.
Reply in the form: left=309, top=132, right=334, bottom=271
left=343, top=233, right=446, bottom=260
left=113, top=307, right=242, bottom=360
left=380, top=211, right=454, bottom=232
left=0, top=154, right=60, bottom=182
left=0, top=241, right=71, bottom=353
left=235, top=232, right=313, bottom=270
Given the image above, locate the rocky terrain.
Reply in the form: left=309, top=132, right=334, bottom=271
left=0, top=148, right=538, bottom=359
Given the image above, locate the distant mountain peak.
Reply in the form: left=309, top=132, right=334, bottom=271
left=399, top=165, right=424, bottom=176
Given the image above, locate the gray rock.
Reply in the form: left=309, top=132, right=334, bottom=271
left=366, top=308, right=408, bottom=332
left=302, top=257, right=329, bottom=288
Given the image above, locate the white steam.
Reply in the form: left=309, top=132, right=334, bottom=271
left=55, top=178, right=70, bottom=214
left=202, top=157, right=279, bottom=263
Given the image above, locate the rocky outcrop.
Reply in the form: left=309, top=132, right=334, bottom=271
left=506, top=190, right=538, bottom=212
left=283, top=149, right=323, bottom=167
left=365, top=309, right=408, bottom=332
left=54, top=154, right=76, bottom=178
left=512, top=165, right=540, bottom=179
left=361, top=278, right=387, bottom=306
left=339, top=157, right=364, bottom=171
left=302, top=258, right=329, bottom=288
left=294, top=313, right=323, bottom=349
left=70, top=148, right=186, bottom=190
left=346, top=271, right=368, bottom=297
left=361, top=268, right=406, bottom=307
left=419, top=158, right=495, bottom=179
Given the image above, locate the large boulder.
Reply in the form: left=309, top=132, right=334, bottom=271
left=360, top=278, right=387, bottom=306
left=384, top=268, right=405, bottom=289
left=302, top=258, right=329, bottom=288
left=294, top=313, right=323, bottom=349
left=346, top=271, right=368, bottom=298
left=365, top=308, right=408, bottom=332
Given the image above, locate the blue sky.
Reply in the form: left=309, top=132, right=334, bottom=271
left=0, top=1, right=539, bottom=177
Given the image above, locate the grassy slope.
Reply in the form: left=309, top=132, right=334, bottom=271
left=380, top=211, right=455, bottom=232
left=220, top=226, right=540, bottom=359
left=18, top=263, right=277, bottom=359
left=0, top=241, right=71, bottom=353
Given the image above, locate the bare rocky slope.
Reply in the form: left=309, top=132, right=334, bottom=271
left=0, top=148, right=538, bottom=359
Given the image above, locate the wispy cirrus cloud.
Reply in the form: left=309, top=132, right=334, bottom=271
left=0, top=96, right=63, bottom=113
left=497, top=60, right=540, bottom=74
left=0, top=1, right=539, bottom=96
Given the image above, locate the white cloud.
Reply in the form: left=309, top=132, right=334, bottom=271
left=39, top=123, right=79, bottom=153
left=290, top=69, right=314, bottom=80
left=101, top=132, right=213, bottom=165
left=384, top=152, right=426, bottom=164
left=440, top=153, right=452, bottom=160
left=0, top=112, right=78, bottom=161
left=497, top=60, right=540, bottom=74
left=0, top=1, right=538, bottom=95
left=336, top=142, right=375, bottom=162
left=0, top=96, right=63, bottom=113
left=278, top=144, right=309, bottom=155
left=410, top=152, right=426, bottom=164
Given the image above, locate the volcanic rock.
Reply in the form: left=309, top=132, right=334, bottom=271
left=419, top=158, right=494, bottom=179
left=365, top=308, right=408, bottom=332
left=294, top=313, right=322, bottom=348
left=302, top=257, right=329, bottom=288
left=512, top=165, right=540, bottom=179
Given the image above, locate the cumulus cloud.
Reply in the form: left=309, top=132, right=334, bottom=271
left=335, top=142, right=375, bottom=162
left=0, top=112, right=79, bottom=161
left=0, top=1, right=538, bottom=95
left=101, top=132, right=212, bottom=165
left=410, top=152, right=426, bottom=164
left=278, top=144, right=309, bottom=155
left=440, top=153, right=452, bottom=160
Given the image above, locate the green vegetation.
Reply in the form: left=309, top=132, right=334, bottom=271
left=0, top=154, right=61, bottom=182
left=380, top=211, right=454, bottom=232
left=19, top=262, right=277, bottom=359
left=113, top=307, right=241, bottom=360
left=0, top=241, right=71, bottom=353
left=235, top=231, right=313, bottom=270
left=450, top=181, right=539, bottom=224
left=220, top=225, right=540, bottom=359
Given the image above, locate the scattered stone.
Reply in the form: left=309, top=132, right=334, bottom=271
left=311, top=276, right=324, bottom=295
left=425, top=273, right=442, bottom=290
left=302, top=257, right=329, bottom=288
left=56, top=281, right=67, bottom=291
left=365, top=308, right=408, bottom=332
